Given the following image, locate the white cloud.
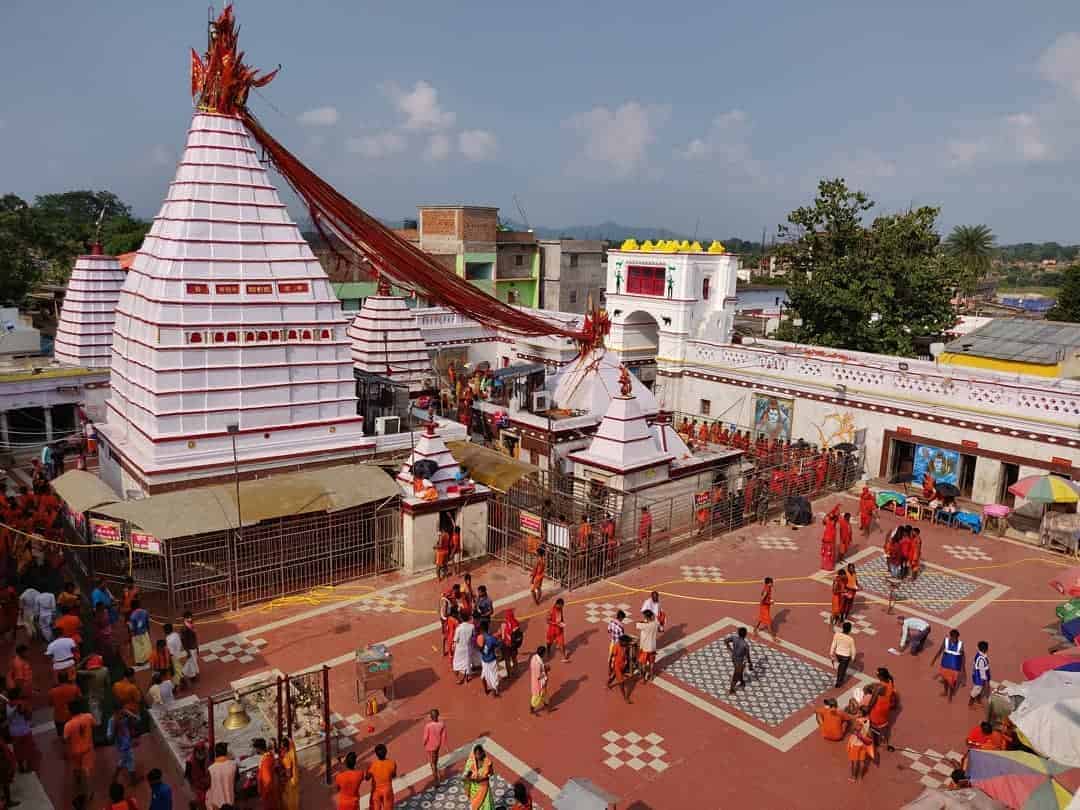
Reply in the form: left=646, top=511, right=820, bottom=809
left=297, top=106, right=340, bottom=127
left=346, top=131, right=407, bottom=159
left=827, top=150, right=898, bottom=182
left=1006, top=113, right=1050, bottom=161
left=566, top=101, right=668, bottom=178
left=424, top=133, right=452, bottom=161
left=459, top=129, right=498, bottom=161
left=947, top=139, right=989, bottom=168
left=676, top=109, right=751, bottom=161
left=382, top=80, right=455, bottom=131
left=1038, top=32, right=1080, bottom=99
left=149, top=144, right=176, bottom=166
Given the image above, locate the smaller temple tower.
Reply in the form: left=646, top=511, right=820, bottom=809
left=568, top=367, right=674, bottom=490
left=346, top=277, right=433, bottom=392
left=54, top=245, right=126, bottom=369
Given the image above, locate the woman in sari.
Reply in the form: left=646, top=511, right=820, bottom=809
left=280, top=736, right=301, bottom=810
left=462, top=744, right=495, bottom=810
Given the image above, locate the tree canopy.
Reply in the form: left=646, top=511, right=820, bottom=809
left=945, top=224, right=995, bottom=295
left=0, top=190, right=149, bottom=304
left=1045, top=265, right=1080, bottom=323
left=775, top=178, right=959, bottom=357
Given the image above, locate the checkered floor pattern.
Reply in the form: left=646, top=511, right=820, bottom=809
left=350, top=594, right=407, bottom=614
left=857, top=556, right=979, bottom=615
left=900, top=748, right=965, bottom=789
left=397, top=772, right=517, bottom=808
left=601, top=730, right=670, bottom=772
left=818, top=611, right=877, bottom=636
left=584, top=602, right=633, bottom=624
left=329, top=711, right=363, bottom=740
left=680, top=565, right=725, bottom=583
left=941, top=545, right=993, bottom=562
left=757, top=535, right=799, bottom=551
left=199, top=636, right=267, bottom=664
left=665, top=638, right=834, bottom=727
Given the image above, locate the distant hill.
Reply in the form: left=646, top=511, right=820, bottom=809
left=500, top=219, right=759, bottom=251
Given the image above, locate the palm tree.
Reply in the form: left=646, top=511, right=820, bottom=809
left=945, top=224, right=996, bottom=296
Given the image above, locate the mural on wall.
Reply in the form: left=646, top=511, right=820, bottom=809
left=813, top=411, right=857, bottom=449
left=911, top=444, right=961, bottom=485
left=752, top=394, right=794, bottom=441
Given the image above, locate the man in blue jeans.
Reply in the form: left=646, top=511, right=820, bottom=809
left=896, top=615, right=931, bottom=654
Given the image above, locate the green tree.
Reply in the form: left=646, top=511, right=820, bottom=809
left=1046, top=265, right=1080, bottom=323
left=945, top=224, right=996, bottom=295
left=775, top=178, right=959, bottom=357
left=0, top=194, right=45, bottom=304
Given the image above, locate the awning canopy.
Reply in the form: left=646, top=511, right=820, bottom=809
left=445, top=440, right=539, bottom=492
left=51, top=470, right=120, bottom=513
left=93, top=464, right=401, bottom=541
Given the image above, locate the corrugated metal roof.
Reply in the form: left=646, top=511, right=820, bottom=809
left=445, top=440, right=539, bottom=492
left=943, top=319, right=1080, bottom=365
left=94, top=465, right=400, bottom=541
left=51, top=470, right=120, bottom=513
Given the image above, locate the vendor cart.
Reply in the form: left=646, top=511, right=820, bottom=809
left=355, top=644, right=395, bottom=711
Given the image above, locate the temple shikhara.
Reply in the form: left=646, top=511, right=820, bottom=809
left=53, top=245, right=126, bottom=369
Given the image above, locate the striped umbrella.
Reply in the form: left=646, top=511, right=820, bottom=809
left=967, top=750, right=1080, bottom=809
left=1008, top=475, right=1080, bottom=504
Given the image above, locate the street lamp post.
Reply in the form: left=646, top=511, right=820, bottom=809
left=226, top=423, right=241, bottom=610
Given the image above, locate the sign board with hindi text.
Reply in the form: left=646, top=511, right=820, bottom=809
left=130, top=531, right=162, bottom=555
left=89, top=518, right=121, bottom=544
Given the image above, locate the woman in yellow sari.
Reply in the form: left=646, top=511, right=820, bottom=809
left=462, top=744, right=495, bottom=810
left=280, top=736, right=301, bottom=810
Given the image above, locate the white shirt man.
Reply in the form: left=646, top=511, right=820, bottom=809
left=641, top=592, right=664, bottom=630
left=45, top=635, right=78, bottom=674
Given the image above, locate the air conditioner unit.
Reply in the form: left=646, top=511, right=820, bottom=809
left=532, top=391, right=550, bottom=413
left=374, top=416, right=400, bottom=435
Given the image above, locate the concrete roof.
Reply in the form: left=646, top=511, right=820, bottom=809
left=944, top=319, right=1080, bottom=365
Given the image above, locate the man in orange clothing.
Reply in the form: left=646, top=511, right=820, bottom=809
left=254, top=738, right=280, bottom=810
left=815, top=698, right=852, bottom=742
left=966, top=721, right=1006, bottom=751
left=5, top=644, right=32, bottom=695
left=54, top=604, right=82, bottom=647
left=838, top=512, right=853, bottom=560
left=367, top=743, right=397, bottom=809
left=434, top=528, right=450, bottom=581
left=858, top=486, right=875, bottom=535
left=753, top=577, right=778, bottom=640
left=63, top=699, right=96, bottom=797
left=529, top=547, right=545, bottom=605
left=908, top=528, right=923, bottom=580
left=546, top=598, right=569, bottom=663
left=333, top=751, right=365, bottom=810
left=111, top=668, right=142, bottom=715
left=48, top=670, right=81, bottom=737
left=638, top=506, right=652, bottom=555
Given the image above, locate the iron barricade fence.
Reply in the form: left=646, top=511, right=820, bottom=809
left=519, top=443, right=864, bottom=591
left=77, top=500, right=403, bottom=618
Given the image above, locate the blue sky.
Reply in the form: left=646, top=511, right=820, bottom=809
left=2, top=0, right=1080, bottom=242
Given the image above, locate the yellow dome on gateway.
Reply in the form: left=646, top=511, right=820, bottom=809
left=707, top=240, right=726, bottom=253
left=680, top=240, right=691, bottom=251
left=689, top=241, right=704, bottom=252
left=620, top=238, right=639, bottom=251
left=641, top=240, right=655, bottom=251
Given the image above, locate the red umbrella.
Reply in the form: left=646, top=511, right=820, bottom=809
left=1022, top=648, right=1080, bottom=680
left=1048, top=566, right=1080, bottom=598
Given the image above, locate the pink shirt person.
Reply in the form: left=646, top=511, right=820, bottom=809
left=422, top=718, right=447, bottom=752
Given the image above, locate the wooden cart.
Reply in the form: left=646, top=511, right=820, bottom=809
left=356, top=645, right=395, bottom=712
